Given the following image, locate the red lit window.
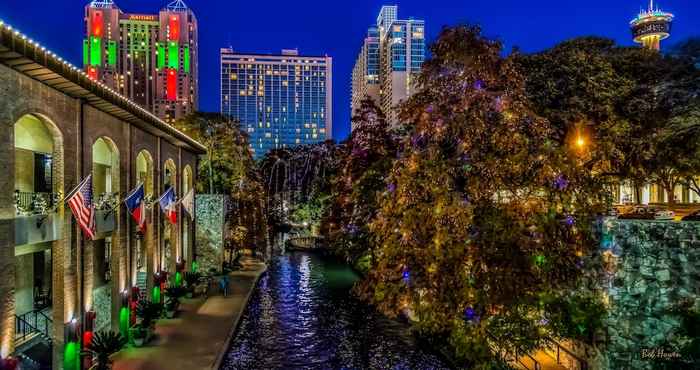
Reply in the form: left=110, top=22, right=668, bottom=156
left=167, top=69, right=177, bottom=101
left=169, top=16, right=180, bottom=41
left=92, top=11, right=103, bottom=37
left=88, top=67, right=98, bottom=80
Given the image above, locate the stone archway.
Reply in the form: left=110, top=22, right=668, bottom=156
left=182, top=165, right=193, bottom=268
left=3, top=113, right=64, bottom=357
left=134, top=150, right=154, bottom=288
left=162, top=159, right=177, bottom=272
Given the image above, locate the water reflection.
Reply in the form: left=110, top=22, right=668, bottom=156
left=221, top=252, right=451, bottom=370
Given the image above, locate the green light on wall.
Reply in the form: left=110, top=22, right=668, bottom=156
left=108, top=41, right=117, bottom=66
left=90, top=36, right=101, bottom=66
left=152, top=286, right=161, bottom=303
left=183, top=45, right=190, bottom=73
left=157, top=42, right=165, bottom=70
left=63, top=341, right=80, bottom=370
left=119, top=307, right=130, bottom=338
left=192, top=260, right=198, bottom=273
left=168, top=42, right=179, bottom=69
left=83, top=39, right=89, bottom=66
left=175, top=272, right=183, bottom=287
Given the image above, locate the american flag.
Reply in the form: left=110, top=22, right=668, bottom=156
left=67, top=175, right=96, bottom=240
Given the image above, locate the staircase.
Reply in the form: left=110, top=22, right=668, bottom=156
left=14, top=309, right=53, bottom=370
left=136, top=271, right=148, bottom=300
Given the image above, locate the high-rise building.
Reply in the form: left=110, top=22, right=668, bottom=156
left=220, top=48, right=333, bottom=158
left=630, top=0, right=674, bottom=51
left=351, top=27, right=380, bottom=126
left=83, top=0, right=198, bottom=123
left=351, top=5, right=425, bottom=127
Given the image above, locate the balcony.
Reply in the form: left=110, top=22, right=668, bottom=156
left=14, top=191, right=62, bottom=246
left=95, top=192, right=119, bottom=235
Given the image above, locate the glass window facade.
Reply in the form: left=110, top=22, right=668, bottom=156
left=221, top=51, right=332, bottom=159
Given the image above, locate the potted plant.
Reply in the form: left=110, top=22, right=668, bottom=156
left=164, top=286, right=186, bottom=318
left=81, top=331, right=127, bottom=370
left=129, top=323, right=148, bottom=347
left=133, top=300, right=162, bottom=344
left=183, top=271, right=201, bottom=298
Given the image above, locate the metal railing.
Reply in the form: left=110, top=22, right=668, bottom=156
left=544, top=338, right=588, bottom=370
left=15, top=310, right=52, bottom=344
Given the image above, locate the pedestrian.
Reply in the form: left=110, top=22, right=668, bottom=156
left=219, top=274, right=229, bottom=297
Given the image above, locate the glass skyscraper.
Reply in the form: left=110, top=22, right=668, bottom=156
left=351, top=5, right=425, bottom=127
left=220, top=49, right=332, bottom=158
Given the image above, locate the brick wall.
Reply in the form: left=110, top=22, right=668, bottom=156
left=0, top=62, right=200, bottom=368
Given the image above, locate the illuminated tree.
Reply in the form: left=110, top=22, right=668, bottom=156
left=325, top=98, right=397, bottom=268
left=360, top=26, right=608, bottom=365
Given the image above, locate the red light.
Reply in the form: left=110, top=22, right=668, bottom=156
left=92, top=11, right=103, bottom=37
left=88, top=67, right=98, bottom=80
left=169, top=15, right=180, bottom=41
left=83, top=331, right=93, bottom=347
left=167, top=68, right=177, bottom=101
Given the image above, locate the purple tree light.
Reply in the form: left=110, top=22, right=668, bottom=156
left=553, top=175, right=569, bottom=191
left=387, top=183, right=396, bottom=193
left=565, top=215, right=575, bottom=226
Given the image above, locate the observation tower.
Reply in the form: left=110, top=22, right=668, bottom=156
left=630, top=1, right=674, bottom=51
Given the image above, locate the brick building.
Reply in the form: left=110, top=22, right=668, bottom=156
left=0, top=19, right=205, bottom=368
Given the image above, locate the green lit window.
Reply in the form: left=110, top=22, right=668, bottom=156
left=183, top=45, right=190, bottom=73
left=108, top=41, right=117, bottom=66
left=83, top=39, right=89, bottom=66
left=157, top=43, right=166, bottom=70
left=168, top=42, right=179, bottom=69
left=90, top=36, right=101, bottom=66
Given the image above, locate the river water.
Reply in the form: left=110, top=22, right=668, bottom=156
left=220, top=252, right=452, bottom=370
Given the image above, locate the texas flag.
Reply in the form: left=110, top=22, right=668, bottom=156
left=124, top=183, right=146, bottom=232
left=158, top=187, right=177, bottom=225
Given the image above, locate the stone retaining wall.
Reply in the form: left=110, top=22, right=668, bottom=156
left=599, top=219, right=700, bottom=369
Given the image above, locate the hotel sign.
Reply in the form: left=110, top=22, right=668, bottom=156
left=126, top=14, right=157, bottom=21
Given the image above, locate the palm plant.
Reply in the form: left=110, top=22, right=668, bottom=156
left=82, top=331, right=127, bottom=370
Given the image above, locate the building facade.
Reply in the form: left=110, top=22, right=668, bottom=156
left=83, top=0, right=198, bottom=123
left=351, top=27, right=380, bottom=124
left=0, top=20, right=205, bottom=369
left=221, top=48, right=332, bottom=158
left=351, top=6, right=425, bottom=127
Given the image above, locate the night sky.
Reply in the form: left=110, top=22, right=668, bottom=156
left=2, top=1, right=699, bottom=141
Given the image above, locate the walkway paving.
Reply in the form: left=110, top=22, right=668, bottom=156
left=112, top=258, right=267, bottom=370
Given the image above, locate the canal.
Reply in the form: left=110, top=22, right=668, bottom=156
left=220, top=251, right=452, bottom=369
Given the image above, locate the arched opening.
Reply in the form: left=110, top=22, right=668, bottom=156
left=12, top=113, right=63, bottom=327
left=182, top=165, right=193, bottom=267
left=134, top=150, right=154, bottom=288
left=90, top=137, right=120, bottom=329
left=162, top=159, right=177, bottom=271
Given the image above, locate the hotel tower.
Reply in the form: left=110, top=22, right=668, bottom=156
left=83, top=0, right=198, bottom=123
left=351, top=5, right=425, bottom=127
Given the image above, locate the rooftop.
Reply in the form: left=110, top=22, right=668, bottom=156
left=0, top=19, right=206, bottom=154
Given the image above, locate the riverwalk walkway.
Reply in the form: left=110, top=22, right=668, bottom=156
left=112, top=257, right=267, bottom=370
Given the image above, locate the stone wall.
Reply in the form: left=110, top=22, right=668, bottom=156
left=92, top=284, right=112, bottom=333
left=195, top=195, right=227, bottom=274
left=599, top=219, right=700, bottom=369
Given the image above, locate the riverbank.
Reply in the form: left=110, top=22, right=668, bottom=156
left=112, top=257, right=267, bottom=370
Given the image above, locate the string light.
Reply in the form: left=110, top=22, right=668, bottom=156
left=0, top=19, right=205, bottom=151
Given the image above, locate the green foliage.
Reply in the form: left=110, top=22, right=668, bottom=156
left=184, top=271, right=201, bottom=287
left=135, top=300, right=162, bottom=329
left=173, top=112, right=256, bottom=195
left=323, top=98, right=397, bottom=263
left=358, top=25, right=608, bottom=366
left=81, top=331, right=127, bottom=370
